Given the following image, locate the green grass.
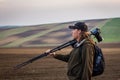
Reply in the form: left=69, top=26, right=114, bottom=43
left=1, top=18, right=120, bottom=47
left=2, top=24, right=66, bottom=47
left=101, top=18, right=120, bottom=42
left=0, top=27, right=35, bottom=39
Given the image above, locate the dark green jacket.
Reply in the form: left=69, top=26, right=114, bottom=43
left=54, top=39, right=95, bottom=80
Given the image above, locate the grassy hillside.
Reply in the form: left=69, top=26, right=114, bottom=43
left=0, top=18, right=119, bottom=48
left=101, top=18, right=120, bottom=42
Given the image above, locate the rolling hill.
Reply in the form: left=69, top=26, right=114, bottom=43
left=0, top=18, right=119, bottom=48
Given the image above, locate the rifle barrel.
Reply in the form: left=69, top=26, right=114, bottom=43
left=14, top=39, right=77, bottom=70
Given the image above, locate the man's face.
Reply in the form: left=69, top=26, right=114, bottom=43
left=72, top=29, right=81, bottom=39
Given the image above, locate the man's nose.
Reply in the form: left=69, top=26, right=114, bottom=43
left=72, top=31, right=74, bottom=34
left=72, top=30, right=74, bottom=33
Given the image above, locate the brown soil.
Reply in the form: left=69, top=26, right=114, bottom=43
left=0, top=43, right=120, bottom=80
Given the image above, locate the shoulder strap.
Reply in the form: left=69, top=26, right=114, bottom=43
left=74, top=39, right=86, bottom=47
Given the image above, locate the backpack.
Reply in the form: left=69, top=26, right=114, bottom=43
left=92, top=45, right=105, bottom=76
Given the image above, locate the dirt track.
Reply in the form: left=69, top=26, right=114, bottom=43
left=0, top=43, right=120, bottom=80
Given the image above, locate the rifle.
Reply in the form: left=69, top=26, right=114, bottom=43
left=14, top=39, right=77, bottom=70
left=14, top=27, right=103, bottom=70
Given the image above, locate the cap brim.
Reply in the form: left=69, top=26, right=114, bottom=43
left=69, top=26, right=76, bottom=29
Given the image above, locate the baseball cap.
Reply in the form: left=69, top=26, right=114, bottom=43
left=69, top=22, right=88, bottom=31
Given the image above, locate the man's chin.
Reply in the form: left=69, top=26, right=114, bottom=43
left=73, top=37, right=76, bottom=40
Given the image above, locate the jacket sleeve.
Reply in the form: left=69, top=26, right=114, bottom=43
left=53, top=54, right=70, bottom=62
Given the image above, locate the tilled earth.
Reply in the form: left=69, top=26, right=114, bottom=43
left=0, top=44, right=120, bottom=80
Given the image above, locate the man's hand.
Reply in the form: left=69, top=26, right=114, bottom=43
left=46, top=49, right=56, bottom=56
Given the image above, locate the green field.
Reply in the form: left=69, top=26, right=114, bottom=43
left=2, top=24, right=66, bottom=47
left=101, top=18, right=120, bottom=42
left=0, top=27, right=34, bottom=39
left=0, top=18, right=119, bottom=48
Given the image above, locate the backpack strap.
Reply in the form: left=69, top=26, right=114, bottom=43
left=74, top=39, right=86, bottom=48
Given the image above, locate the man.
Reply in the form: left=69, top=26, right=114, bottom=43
left=47, top=22, right=95, bottom=80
